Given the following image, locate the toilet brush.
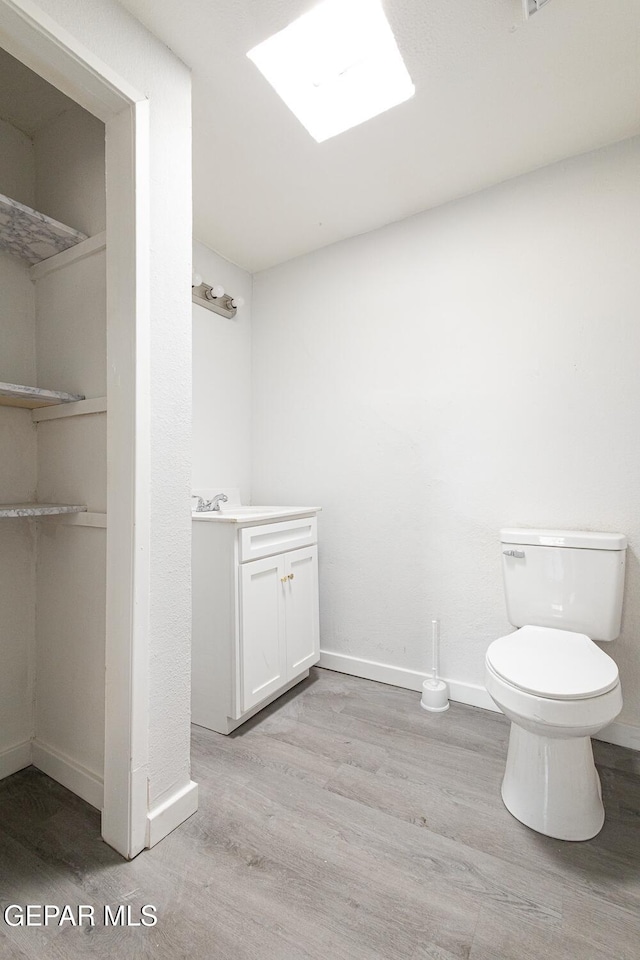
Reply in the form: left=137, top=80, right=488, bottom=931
left=420, top=620, right=450, bottom=712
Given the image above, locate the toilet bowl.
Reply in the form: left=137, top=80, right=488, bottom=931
left=486, top=626, right=622, bottom=840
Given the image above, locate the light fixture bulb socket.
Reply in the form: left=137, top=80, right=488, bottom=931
left=205, top=284, right=225, bottom=300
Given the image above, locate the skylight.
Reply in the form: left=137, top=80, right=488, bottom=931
left=247, top=0, right=415, bottom=143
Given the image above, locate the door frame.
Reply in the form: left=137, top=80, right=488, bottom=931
left=0, top=0, right=151, bottom=858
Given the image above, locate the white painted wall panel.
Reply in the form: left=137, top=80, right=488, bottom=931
left=32, top=128, right=106, bottom=791
left=0, top=118, right=35, bottom=207
left=0, top=516, right=35, bottom=757
left=37, top=413, right=106, bottom=512
left=0, top=239, right=36, bottom=389
left=35, top=103, right=106, bottom=237
left=0, top=133, right=37, bottom=760
left=35, top=249, right=106, bottom=396
left=35, top=524, right=106, bottom=777
left=252, top=136, right=640, bottom=733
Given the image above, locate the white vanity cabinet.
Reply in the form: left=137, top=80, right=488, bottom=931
left=192, top=510, right=320, bottom=734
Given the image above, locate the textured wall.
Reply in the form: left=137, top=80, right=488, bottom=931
left=192, top=241, right=252, bottom=501
left=252, top=136, right=640, bottom=731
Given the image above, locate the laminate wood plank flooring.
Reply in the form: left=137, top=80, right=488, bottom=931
left=1, top=666, right=639, bottom=960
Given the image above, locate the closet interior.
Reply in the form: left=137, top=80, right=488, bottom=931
left=0, top=46, right=107, bottom=812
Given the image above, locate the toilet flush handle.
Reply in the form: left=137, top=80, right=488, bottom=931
left=503, top=549, right=525, bottom=558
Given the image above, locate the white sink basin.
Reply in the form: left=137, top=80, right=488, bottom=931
left=218, top=505, right=296, bottom=520
left=192, top=504, right=320, bottom=523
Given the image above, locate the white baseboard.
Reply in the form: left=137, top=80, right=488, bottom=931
left=31, top=739, right=104, bottom=810
left=2, top=743, right=205, bottom=837
left=446, top=677, right=499, bottom=712
left=597, top=721, right=640, bottom=752
left=318, top=650, right=499, bottom=712
left=0, top=740, right=32, bottom=780
left=146, top=779, right=198, bottom=849
left=318, top=649, right=640, bottom=751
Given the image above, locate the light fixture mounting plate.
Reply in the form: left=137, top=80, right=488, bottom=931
left=523, top=0, right=552, bottom=18
left=192, top=283, right=237, bottom=319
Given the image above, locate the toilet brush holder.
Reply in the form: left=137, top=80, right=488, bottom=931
left=421, top=620, right=450, bottom=712
left=420, top=678, right=450, bottom=713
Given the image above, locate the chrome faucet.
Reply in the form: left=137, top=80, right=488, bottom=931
left=191, top=493, right=228, bottom=513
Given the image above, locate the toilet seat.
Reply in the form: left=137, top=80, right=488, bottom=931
left=486, top=625, right=619, bottom=700
left=485, top=658, right=622, bottom=733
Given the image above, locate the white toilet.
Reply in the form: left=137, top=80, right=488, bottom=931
left=485, top=528, right=626, bottom=841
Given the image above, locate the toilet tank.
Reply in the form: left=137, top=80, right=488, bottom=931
left=500, top=529, right=627, bottom=641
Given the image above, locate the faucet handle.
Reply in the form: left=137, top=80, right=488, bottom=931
left=192, top=493, right=229, bottom=512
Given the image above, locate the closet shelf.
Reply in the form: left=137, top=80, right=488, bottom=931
left=0, top=504, right=87, bottom=518
left=0, top=382, right=85, bottom=410
left=0, top=193, right=88, bottom=266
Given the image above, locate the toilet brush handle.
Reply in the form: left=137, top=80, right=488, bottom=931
left=431, top=620, right=439, bottom=681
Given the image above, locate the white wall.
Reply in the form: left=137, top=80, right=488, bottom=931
left=0, top=256, right=35, bottom=387
left=34, top=247, right=107, bottom=787
left=34, top=103, right=106, bottom=236
left=252, top=136, right=640, bottom=734
left=27, top=0, right=193, bottom=823
left=0, top=119, right=36, bottom=386
left=0, top=124, right=36, bottom=770
left=0, top=252, right=36, bottom=768
left=1, top=77, right=105, bottom=237
left=192, top=240, right=252, bottom=501
left=0, top=118, right=34, bottom=205
left=0, top=66, right=109, bottom=794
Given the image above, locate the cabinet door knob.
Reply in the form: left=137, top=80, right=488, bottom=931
left=280, top=576, right=288, bottom=583
left=288, top=573, right=295, bottom=580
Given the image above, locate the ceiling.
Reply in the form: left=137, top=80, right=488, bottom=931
left=0, top=47, right=76, bottom=136
left=122, top=1, right=640, bottom=271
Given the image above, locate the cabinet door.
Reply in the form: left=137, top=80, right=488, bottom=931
left=284, top=546, right=319, bottom=678
left=240, top=554, right=287, bottom=712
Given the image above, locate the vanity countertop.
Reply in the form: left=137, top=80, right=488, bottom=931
left=192, top=505, right=321, bottom=524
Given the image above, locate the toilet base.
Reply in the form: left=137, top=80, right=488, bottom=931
left=501, top=722, right=604, bottom=841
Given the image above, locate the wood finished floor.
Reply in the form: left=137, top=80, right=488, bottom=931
left=1, top=667, right=640, bottom=959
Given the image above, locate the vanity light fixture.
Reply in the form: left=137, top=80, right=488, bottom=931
left=247, top=0, right=414, bottom=143
left=192, top=272, right=245, bottom=318
left=523, top=0, right=553, bottom=18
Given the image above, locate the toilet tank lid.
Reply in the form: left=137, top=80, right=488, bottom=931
left=500, top=528, right=626, bottom=550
